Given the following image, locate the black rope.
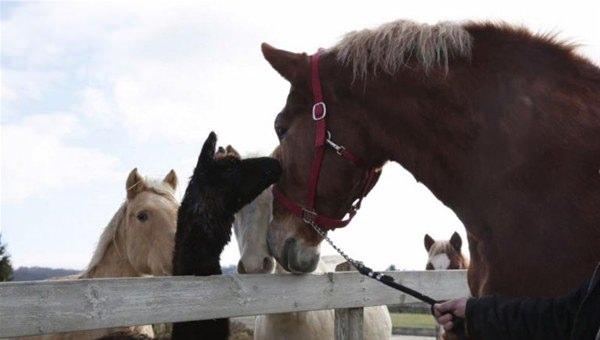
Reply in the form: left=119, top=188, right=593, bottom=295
left=307, top=220, right=467, bottom=339
left=355, top=262, right=467, bottom=340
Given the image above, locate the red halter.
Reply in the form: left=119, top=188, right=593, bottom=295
left=272, top=50, right=382, bottom=231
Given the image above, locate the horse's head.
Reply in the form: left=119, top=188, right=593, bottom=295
left=233, top=188, right=275, bottom=274
left=262, top=44, right=385, bottom=273
left=122, top=168, right=179, bottom=275
left=424, top=232, right=467, bottom=270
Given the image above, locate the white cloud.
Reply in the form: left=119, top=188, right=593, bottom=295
left=1, top=69, right=65, bottom=103
left=1, top=114, right=120, bottom=204
left=2, top=0, right=599, bottom=269
left=78, top=86, right=115, bottom=124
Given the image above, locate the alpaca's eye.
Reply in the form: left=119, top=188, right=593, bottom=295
left=136, top=211, right=148, bottom=222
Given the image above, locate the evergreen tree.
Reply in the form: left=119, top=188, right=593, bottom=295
left=0, top=234, right=13, bottom=281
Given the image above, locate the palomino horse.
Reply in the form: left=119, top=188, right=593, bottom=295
left=262, top=19, right=600, bottom=299
left=424, top=232, right=468, bottom=270
left=25, top=169, right=179, bottom=340
left=233, top=189, right=392, bottom=340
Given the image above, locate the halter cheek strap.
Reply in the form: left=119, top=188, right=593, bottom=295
left=272, top=50, right=382, bottom=231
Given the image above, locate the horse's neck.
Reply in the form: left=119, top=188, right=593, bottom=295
left=82, top=241, right=138, bottom=278
left=360, top=40, right=599, bottom=295
left=364, top=85, right=474, bottom=213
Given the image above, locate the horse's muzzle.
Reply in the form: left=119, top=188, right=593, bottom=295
left=282, top=237, right=320, bottom=273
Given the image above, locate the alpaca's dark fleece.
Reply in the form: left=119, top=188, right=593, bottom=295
left=172, top=132, right=280, bottom=340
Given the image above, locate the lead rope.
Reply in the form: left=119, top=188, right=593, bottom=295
left=305, top=220, right=467, bottom=339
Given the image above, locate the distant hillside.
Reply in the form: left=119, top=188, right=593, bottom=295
left=12, top=266, right=81, bottom=281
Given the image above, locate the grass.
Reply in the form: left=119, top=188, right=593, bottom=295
left=390, top=313, right=437, bottom=329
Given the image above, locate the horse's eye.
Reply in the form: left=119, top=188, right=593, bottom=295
left=136, top=211, right=148, bottom=222
left=275, top=126, right=288, bottom=140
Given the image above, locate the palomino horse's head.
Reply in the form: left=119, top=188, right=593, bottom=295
left=262, top=45, right=386, bottom=273
left=121, top=168, right=179, bottom=275
left=424, top=232, right=468, bottom=270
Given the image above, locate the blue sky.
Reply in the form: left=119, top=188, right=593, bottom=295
left=1, top=0, right=598, bottom=270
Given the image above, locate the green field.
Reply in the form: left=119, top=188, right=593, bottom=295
left=391, top=313, right=437, bottom=329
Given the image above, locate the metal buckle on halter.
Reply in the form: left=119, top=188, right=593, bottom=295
left=302, top=208, right=318, bottom=224
left=326, top=131, right=346, bottom=156
left=312, top=102, right=327, bottom=120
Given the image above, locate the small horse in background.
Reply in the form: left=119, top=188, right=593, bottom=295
left=25, top=168, right=179, bottom=340
left=424, top=232, right=468, bottom=340
left=424, top=232, right=468, bottom=270
left=233, top=188, right=392, bottom=340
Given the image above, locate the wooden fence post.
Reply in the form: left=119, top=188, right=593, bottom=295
left=334, top=261, right=364, bottom=340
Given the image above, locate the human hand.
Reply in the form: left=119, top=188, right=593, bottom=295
left=433, top=298, right=468, bottom=331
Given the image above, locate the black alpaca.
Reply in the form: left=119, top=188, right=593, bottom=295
left=172, top=132, right=281, bottom=340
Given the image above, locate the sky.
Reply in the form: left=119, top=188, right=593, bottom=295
left=1, top=0, right=599, bottom=271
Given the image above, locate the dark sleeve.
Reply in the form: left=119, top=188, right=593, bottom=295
left=465, top=283, right=588, bottom=340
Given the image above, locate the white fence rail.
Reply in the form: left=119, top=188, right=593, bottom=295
left=0, top=270, right=468, bottom=338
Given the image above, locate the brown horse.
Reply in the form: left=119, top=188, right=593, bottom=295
left=424, top=232, right=468, bottom=270
left=262, top=19, right=600, bottom=298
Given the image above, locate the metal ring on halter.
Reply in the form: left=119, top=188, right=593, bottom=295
left=312, top=102, right=327, bottom=120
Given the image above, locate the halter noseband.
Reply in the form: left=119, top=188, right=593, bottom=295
left=272, top=50, right=382, bottom=231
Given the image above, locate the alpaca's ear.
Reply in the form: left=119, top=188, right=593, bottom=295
left=225, top=145, right=241, bottom=159
left=126, top=168, right=146, bottom=199
left=199, top=131, right=217, bottom=167
left=163, top=169, right=178, bottom=191
left=424, top=234, right=435, bottom=252
left=261, top=43, right=309, bottom=84
left=450, top=232, right=462, bottom=252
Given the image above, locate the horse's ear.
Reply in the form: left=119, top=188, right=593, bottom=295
left=215, top=146, right=227, bottom=160
left=261, top=43, right=309, bottom=84
left=424, top=234, right=435, bottom=252
left=225, top=145, right=241, bottom=159
left=163, top=169, right=178, bottom=191
left=126, top=168, right=146, bottom=199
left=198, top=131, right=217, bottom=167
left=450, top=232, right=462, bottom=252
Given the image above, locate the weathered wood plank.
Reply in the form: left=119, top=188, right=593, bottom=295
left=0, top=270, right=468, bottom=337
left=334, top=261, right=364, bottom=340
left=335, top=307, right=363, bottom=340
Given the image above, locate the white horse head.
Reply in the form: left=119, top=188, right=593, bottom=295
left=233, top=188, right=276, bottom=274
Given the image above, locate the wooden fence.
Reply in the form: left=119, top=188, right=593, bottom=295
left=0, top=270, right=468, bottom=339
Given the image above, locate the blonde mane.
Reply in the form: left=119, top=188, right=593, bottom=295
left=82, top=179, right=176, bottom=276
left=332, top=20, right=472, bottom=80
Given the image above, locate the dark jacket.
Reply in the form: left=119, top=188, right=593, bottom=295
left=465, top=263, right=600, bottom=340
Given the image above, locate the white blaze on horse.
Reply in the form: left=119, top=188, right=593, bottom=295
left=24, top=169, right=179, bottom=340
left=424, top=232, right=468, bottom=271
left=233, top=189, right=392, bottom=340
